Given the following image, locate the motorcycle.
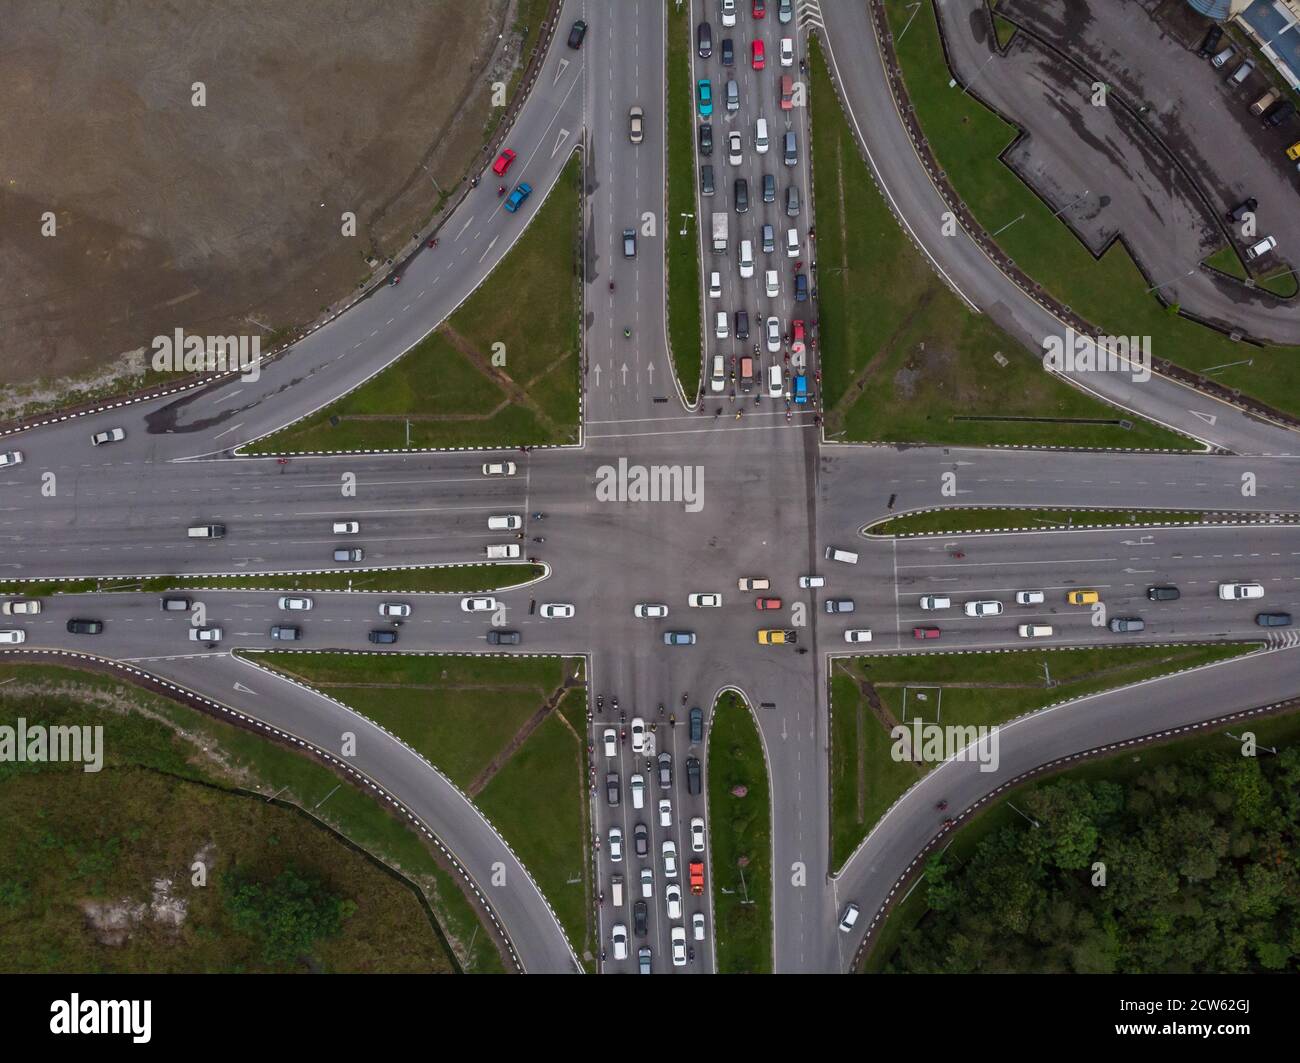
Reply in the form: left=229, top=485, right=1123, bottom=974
left=427, top=237, right=438, bottom=249
left=532, top=512, right=545, bottom=520
left=949, top=551, right=966, bottom=560
left=624, top=327, right=632, bottom=338
left=532, top=536, right=545, bottom=544
left=609, top=281, right=615, bottom=291
left=937, top=800, right=948, bottom=811
left=497, top=185, right=507, bottom=197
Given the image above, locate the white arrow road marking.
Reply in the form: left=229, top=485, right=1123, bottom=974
left=478, top=235, right=499, bottom=263
left=233, top=682, right=258, bottom=695
left=554, top=58, right=570, bottom=85
left=551, top=128, right=572, bottom=158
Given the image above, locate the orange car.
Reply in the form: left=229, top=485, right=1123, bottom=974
left=755, top=597, right=783, bottom=610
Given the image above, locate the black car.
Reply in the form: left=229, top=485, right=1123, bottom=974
left=1266, top=100, right=1296, bottom=127
left=735, top=309, right=749, bottom=339
left=633, top=900, right=649, bottom=937
left=689, top=706, right=703, bottom=743
left=657, top=751, right=673, bottom=789
left=762, top=173, right=776, bottom=203
left=686, top=757, right=702, bottom=795
left=1256, top=612, right=1293, bottom=627
left=1147, top=585, right=1181, bottom=601
left=697, top=21, right=712, bottom=58
left=66, top=618, right=103, bottom=635
left=721, top=37, right=735, bottom=66
left=698, top=123, right=713, bottom=156
left=368, top=629, right=398, bottom=644
left=567, top=19, right=587, bottom=49
left=633, top=822, right=649, bottom=857
left=606, top=772, right=621, bottom=806
left=487, top=629, right=521, bottom=646
left=270, top=624, right=301, bottom=641
left=734, top=178, right=749, bottom=214
left=1199, top=26, right=1224, bottom=58
left=794, top=271, right=809, bottom=301
left=1108, top=617, right=1146, bottom=634
left=1226, top=198, right=1258, bottom=224
left=701, top=163, right=715, bottom=196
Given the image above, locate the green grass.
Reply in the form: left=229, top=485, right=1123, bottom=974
left=1203, top=244, right=1248, bottom=282
left=666, top=2, right=703, bottom=399
left=1257, top=266, right=1299, bottom=299
left=829, top=642, right=1260, bottom=870
left=253, top=650, right=592, bottom=963
left=863, top=703, right=1300, bottom=972
left=805, top=37, right=1193, bottom=450
left=707, top=691, right=773, bottom=973
left=0, top=565, right=542, bottom=599
left=248, top=155, right=583, bottom=453
left=0, top=661, right=504, bottom=972
left=883, top=0, right=1300, bottom=419
left=864, top=508, right=1277, bottom=536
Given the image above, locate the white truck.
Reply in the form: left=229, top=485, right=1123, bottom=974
left=711, top=212, right=728, bottom=253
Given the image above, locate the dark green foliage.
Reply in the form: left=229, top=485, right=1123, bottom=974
left=223, top=868, right=356, bottom=965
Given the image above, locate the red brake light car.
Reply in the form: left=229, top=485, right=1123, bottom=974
left=755, top=597, right=783, bottom=610
left=780, top=75, right=794, bottom=111
left=752, top=40, right=765, bottom=69
left=491, top=149, right=517, bottom=177
left=752, top=0, right=766, bottom=18
left=913, top=626, right=941, bottom=640
left=791, top=320, right=805, bottom=343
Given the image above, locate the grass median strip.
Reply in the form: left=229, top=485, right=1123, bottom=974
left=829, top=642, right=1260, bottom=870
left=707, top=691, right=773, bottom=973
left=864, top=508, right=1287, bottom=536
left=666, top=3, right=703, bottom=399
left=883, top=0, right=1300, bottom=420
left=806, top=37, right=1192, bottom=450
left=247, top=154, right=582, bottom=453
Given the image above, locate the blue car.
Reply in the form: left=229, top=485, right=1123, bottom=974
left=504, top=182, right=533, bottom=213
left=794, top=271, right=808, bottom=302
left=697, top=79, right=713, bottom=117
left=664, top=631, right=697, bottom=646
left=793, top=374, right=808, bottom=405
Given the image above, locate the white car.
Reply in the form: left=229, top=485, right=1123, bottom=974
left=1218, top=582, right=1264, bottom=600
left=692, top=911, right=706, bottom=940
left=715, top=312, right=729, bottom=339
left=665, top=883, right=683, bottom=921
left=540, top=603, right=575, bottom=619
left=0, top=451, right=24, bottom=468
left=278, top=595, right=314, bottom=611
left=332, top=520, right=360, bottom=534
left=659, top=798, right=672, bottom=828
left=631, top=774, right=645, bottom=809
left=634, top=603, right=668, bottom=619
left=609, top=826, right=623, bottom=862
left=688, top=592, right=722, bottom=608
left=780, top=37, right=795, bottom=66
left=963, top=600, right=1004, bottom=617
left=738, top=240, right=754, bottom=279
left=844, top=629, right=873, bottom=643
left=481, top=461, right=517, bottom=476
left=0, top=630, right=27, bottom=644
left=767, top=363, right=784, bottom=398
left=641, top=866, right=654, bottom=898
left=189, top=626, right=223, bottom=642
left=603, top=728, right=617, bottom=758
left=378, top=602, right=411, bottom=617
left=488, top=514, right=522, bottom=531
left=727, top=130, right=743, bottom=165
left=839, top=902, right=860, bottom=933
left=720, top=0, right=737, bottom=27
left=631, top=717, right=647, bottom=753
left=1018, top=624, right=1053, bottom=639
left=461, top=596, right=498, bottom=613
left=611, top=924, right=628, bottom=960
left=662, top=840, right=679, bottom=878
left=786, top=227, right=800, bottom=258
left=690, top=816, right=706, bottom=853
left=709, top=271, right=722, bottom=299
left=91, top=427, right=126, bottom=446
left=1, top=600, right=41, bottom=615
left=766, top=315, right=781, bottom=352
left=798, top=575, right=825, bottom=588
left=919, top=595, right=951, bottom=610
left=765, top=268, right=779, bottom=298
left=671, top=925, right=688, bottom=966
left=710, top=354, right=726, bottom=393
left=1015, top=590, right=1045, bottom=605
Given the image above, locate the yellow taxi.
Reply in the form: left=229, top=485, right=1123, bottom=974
left=1066, top=589, right=1100, bottom=605
left=1287, top=141, right=1300, bottom=161
left=757, top=629, right=795, bottom=645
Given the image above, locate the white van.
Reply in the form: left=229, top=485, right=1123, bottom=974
left=754, top=117, right=769, bottom=154
left=767, top=363, right=784, bottom=398
left=738, top=240, right=754, bottom=279
left=187, top=524, right=226, bottom=539
left=487, top=515, right=522, bottom=531
left=825, top=546, right=859, bottom=565
left=715, top=312, right=729, bottom=339
left=710, top=355, right=726, bottom=392
left=1018, top=624, right=1053, bottom=638
left=919, top=595, right=951, bottom=610
left=485, top=543, right=522, bottom=559
left=611, top=874, right=624, bottom=908
left=738, top=577, right=771, bottom=591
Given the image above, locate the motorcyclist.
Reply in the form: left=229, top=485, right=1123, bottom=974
left=497, top=184, right=506, bottom=197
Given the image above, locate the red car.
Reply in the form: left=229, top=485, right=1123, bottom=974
left=752, top=0, right=766, bottom=18
left=755, top=597, right=783, bottom=610
left=791, top=319, right=805, bottom=344
left=491, top=149, right=517, bottom=177
left=752, top=40, right=765, bottom=69
left=913, top=626, right=942, bottom=640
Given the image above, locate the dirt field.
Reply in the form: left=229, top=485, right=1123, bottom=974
left=0, top=0, right=531, bottom=410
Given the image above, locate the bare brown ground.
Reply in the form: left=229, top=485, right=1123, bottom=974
left=0, top=0, right=526, bottom=408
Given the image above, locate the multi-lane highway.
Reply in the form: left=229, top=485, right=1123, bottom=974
left=3, top=0, right=1300, bottom=975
